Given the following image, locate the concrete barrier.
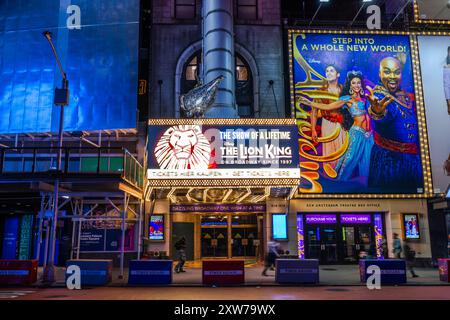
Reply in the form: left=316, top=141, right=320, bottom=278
left=359, top=259, right=407, bottom=284
left=202, top=260, right=244, bottom=286
left=0, top=260, right=38, bottom=285
left=66, top=259, right=112, bottom=286
left=128, top=260, right=172, bottom=285
left=275, top=259, right=319, bottom=284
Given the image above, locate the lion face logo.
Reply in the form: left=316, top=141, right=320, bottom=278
left=155, top=125, right=211, bottom=169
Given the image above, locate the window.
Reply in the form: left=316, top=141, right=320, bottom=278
left=237, top=0, right=258, bottom=20
left=175, top=0, right=196, bottom=19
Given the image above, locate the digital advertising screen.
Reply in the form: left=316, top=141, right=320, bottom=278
left=272, top=214, right=288, bottom=240
left=403, top=214, right=421, bottom=240
left=291, top=31, right=424, bottom=195
left=417, top=35, right=450, bottom=195
left=147, top=119, right=300, bottom=186
left=415, top=0, right=450, bottom=22
left=149, top=215, right=165, bottom=241
left=0, top=0, right=139, bottom=134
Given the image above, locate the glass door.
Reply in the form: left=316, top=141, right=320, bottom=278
left=322, top=227, right=338, bottom=263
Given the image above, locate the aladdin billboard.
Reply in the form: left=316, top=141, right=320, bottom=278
left=147, top=119, right=300, bottom=187
left=290, top=31, right=430, bottom=195
left=417, top=35, right=450, bottom=195
left=0, top=0, right=139, bottom=134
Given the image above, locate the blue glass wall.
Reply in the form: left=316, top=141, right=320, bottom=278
left=0, top=0, right=139, bottom=134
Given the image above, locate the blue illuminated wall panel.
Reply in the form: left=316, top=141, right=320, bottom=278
left=0, top=0, right=139, bottom=134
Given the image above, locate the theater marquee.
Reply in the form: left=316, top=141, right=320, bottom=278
left=147, top=119, right=300, bottom=187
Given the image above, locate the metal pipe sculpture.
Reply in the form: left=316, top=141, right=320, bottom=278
left=180, top=75, right=224, bottom=118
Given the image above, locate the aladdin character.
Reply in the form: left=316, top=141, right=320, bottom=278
left=366, top=57, right=423, bottom=191
left=301, top=71, right=373, bottom=185
left=310, top=65, right=347, bottom=168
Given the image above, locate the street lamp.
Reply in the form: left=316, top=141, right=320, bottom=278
left=42, top=31, right=69, bottom=283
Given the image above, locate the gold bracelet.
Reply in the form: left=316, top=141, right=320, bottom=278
left=368, top=106, right=387, bottom=120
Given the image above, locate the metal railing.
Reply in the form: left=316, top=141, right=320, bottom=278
left=0, top=147, right=144, bottom=189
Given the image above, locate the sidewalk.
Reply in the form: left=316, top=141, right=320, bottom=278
left=33, top=262, right=449, bottom=287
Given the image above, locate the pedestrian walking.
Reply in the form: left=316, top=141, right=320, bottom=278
left=392, top=233, right=402, bottom=259
left=174, top=237, right=187, bottom=273
left=262, top=241, right=280, bottom=276
left=404, top=242, right=419, bottom=278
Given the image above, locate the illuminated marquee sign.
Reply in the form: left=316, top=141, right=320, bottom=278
left=147, top=119, right=300, bottom=186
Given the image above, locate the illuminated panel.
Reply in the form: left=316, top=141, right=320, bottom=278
left=340, top=214, right=371, bottom=224
left=296, top=214, right=305, bottom=259
left=147, top=120, right=300, bottom=187
left=288, top=30, right=432, bottom=198
left=0, top=0, right=139, bottom=134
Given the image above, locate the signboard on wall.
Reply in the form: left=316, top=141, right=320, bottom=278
left=147, top=119, right=300, bottom=186
left=18, top=215, right=34, bottom=260
left=417, top=35, right=450, bottom=194
left=0, top=0, right=139, bottom=134
left=272, top=214, right=288, bottom=240
left=290, top=31, right=427, bottom=195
